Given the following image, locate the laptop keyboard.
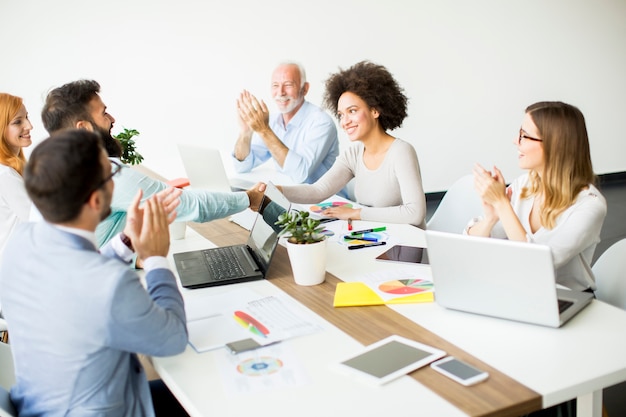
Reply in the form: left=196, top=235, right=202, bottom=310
left=558, top=299, right=574, bottom=313
left=203, top=247, right=245, bottom=280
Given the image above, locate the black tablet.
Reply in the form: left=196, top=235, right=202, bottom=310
left=375, top=245, right=429, bottom=265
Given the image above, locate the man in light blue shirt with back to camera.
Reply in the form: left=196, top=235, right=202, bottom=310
left=232, top=61, right=340, bottom=187
left=41, top=79, right=264, bottom=247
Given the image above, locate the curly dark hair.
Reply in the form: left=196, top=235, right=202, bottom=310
left=323, top=61, right=408, bottom=131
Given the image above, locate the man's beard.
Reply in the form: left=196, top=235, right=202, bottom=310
left=94, top=125, right=123, bottom=158
left=100, top=205, right=112, bottom=222
left=275, top=92, right=304, bottom=115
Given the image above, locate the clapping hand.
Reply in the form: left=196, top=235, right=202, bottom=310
left=473, top=163, right=510, bottom=220
left=124, top=187, right=182, bottom=260
left=237, top=90, right=270, bottom=133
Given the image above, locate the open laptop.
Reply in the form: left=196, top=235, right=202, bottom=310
left=425, top=230, right=593, bottom=328
left=177, top=144, right=250, bottom=192
left=173, top=182, right=290, bottom=288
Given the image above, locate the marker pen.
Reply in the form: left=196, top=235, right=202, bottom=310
left=350, top=226, right=386, bottom=235
left=348, top=241, right=387, bottom=250
left=343, top=235, right=379, bottom=242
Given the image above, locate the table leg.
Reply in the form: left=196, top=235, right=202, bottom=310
left=576, top=390, right=602, bottom=417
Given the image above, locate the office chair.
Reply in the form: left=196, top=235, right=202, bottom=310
left=0, top=323, right=16, bottom=417
left=426, top=174, right=483, bottom=233
left=593, top=238, right=626, bottom=310
left=592, top=238, right=626, bottom=417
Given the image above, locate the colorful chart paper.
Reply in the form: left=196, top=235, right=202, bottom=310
left=236, top=357, right=283, bottom=377
left=310, top=201, right=353, bottom=213
left=378, top=279, right=433, bottom=295
left=333, top=282, right=434, bottom=307
left=233, top=311, right=270, bottom=338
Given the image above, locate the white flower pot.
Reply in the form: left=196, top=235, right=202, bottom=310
left=286, top=239, right=327, bottom=286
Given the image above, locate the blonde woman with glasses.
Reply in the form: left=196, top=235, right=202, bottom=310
left=468, top=101, right=607, bottom=293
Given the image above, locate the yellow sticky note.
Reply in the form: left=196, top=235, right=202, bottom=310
left=333, top=282, right=433, bottom=307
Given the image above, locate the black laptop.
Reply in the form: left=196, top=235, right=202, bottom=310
left=173, top=182, right=290, bottom=288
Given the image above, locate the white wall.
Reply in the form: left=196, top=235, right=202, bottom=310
left=1, top=0, right=625, bottom=192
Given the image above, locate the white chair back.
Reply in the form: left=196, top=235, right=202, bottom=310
left=0, top=330, right=16, bottom=417
left=0, top=332, right=15, bottom=392
left=426, top=175, right=483, bottom=234
left=592, top=238, right=626, bottom=310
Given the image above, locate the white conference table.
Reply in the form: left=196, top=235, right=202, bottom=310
left=153, top=219, right=626, bottom=417
left=321, top=219, right=626, bottom=417
left=156, top=226, right=465, bottom=417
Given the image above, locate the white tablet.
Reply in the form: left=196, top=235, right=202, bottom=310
left=334, top=335, right=446, bottom=385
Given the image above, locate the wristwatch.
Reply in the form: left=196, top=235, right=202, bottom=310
left=120, top=233, right=134, bottom=252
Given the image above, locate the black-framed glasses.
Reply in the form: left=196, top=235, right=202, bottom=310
left=84, top=160, right=122, bottom=202
left=518, top=128, right=543, bottom=145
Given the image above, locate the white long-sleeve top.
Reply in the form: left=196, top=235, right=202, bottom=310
left=0, top=164, right=31, bottom=261
left=490, top=174, right=607, bottom=291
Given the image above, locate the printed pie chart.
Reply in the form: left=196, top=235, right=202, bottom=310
left=310, top=201, right=353, bottom=213
left=237, top=357, right=283, bottom=377
left=378, top=279, right=433, bottom=295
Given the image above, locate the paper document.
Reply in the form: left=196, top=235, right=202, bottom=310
left=292, top=195, right=361, bottom=222
left=361, top=268, right=434, bottom=302
left=229, top=208, right=257, bottom=230
left=334, top=269, right=434, bottom=307
left=185, top=288, right=322, bottom=352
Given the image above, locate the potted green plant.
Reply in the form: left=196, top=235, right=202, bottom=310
left=114, top=128, right=144, bottom=165
left=275, top=210, right=326, bottom=244
left=275, top=210, right=328, bottom=286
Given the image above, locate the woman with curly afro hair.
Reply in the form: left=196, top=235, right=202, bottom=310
left=279, top=61, right=426, bottom=228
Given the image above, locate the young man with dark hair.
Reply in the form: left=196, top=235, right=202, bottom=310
left=0, top=129, right=188, bottom=416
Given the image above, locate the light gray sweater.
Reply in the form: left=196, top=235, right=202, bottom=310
left=282, top=138, right=427, bottom=228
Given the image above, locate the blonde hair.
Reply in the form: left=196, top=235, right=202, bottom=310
left=521, top=101, right=596, bottom=229
left=0, top=93, right=27, bottom=175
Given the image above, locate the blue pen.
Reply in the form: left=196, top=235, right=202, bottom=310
left=344, top=235, right=378, bottom=242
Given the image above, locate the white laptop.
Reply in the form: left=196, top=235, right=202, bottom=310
left=425, top=230, right=593, bottom=328
left=177, top=144, right=249, bottom=192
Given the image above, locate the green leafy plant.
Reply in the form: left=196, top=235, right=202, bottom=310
left=275, top=210, right=326, bottom=244
left=114, top=128, right=144, bottom=165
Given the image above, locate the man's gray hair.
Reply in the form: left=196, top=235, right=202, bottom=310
left=277, top=61, right=307, bottom=88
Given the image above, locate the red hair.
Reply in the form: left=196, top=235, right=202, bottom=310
left=0, top=93, right=27, bottom=175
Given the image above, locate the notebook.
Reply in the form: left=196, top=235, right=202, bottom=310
left=173, top=182, right=290, bottom=288
left=177, top=144, right=249, bottom=192
left=425, top=230, right=593, bottom=328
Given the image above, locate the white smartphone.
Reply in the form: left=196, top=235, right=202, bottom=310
left=430, top=356, right=489, bottom=386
